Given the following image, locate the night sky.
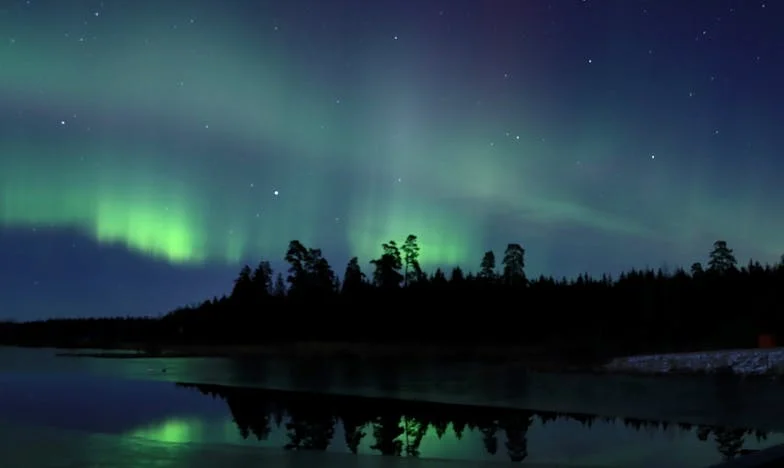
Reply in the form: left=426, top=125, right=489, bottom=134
left=1, top=0, right=782, bottom=319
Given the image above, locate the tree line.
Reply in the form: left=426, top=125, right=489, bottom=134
left=2, top=235, right=784, bottom=357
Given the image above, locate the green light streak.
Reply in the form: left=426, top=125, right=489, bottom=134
left=128, top=418, right=203, bottom=444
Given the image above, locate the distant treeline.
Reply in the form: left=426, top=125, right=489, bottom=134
left=1, top=236, right=783, bottom=357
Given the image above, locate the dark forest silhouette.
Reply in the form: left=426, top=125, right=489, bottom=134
left=2, top=236, right=784, bottom=359
left=177, top=382, right=766, bottom=463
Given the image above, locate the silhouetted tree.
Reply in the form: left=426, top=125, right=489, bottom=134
left=251, top=261, right=273, bottom=298
left=450, top=266, right=465, bottom=283
left=402, top=416, right=428, bottom=457
left=311, top=252, right=336, bottom=295
left=502, top=412, right=534, bottom=462
left=370, top=241, right=403, bottom=290
left=714, top=427, right=746, bottom=460
left=453, top=420, right=466, bottom=439
left=479, top=250, right=497, bottom=281
left=478, top=420, right=499, bottom=455
left=285, top=240, right=336, bottom=299
left=401, top=234, right=423, bottom=286
left=224, top=394, right=271, bottom=441
left=370, top=414, right=404, bottom=456
left=432, top=419, right=449, bottom=439
left=431, top=268, right=448, bottom=287
left=231, top=265, right=253, bottom=301
left=272, top=273, right=286, bottom=297
left=284, top=411, right=335, bottom=451
left=285, top=240, right=310, bottom=294
left=341, top=411, right=367, bottom=454
left=342, top=257, right=365, bottom=296
left=502, top=244, right=526, bottom=287
left=708, top=240, right=737, bottom=274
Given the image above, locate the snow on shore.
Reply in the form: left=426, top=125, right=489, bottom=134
left=604, top=348, right=784, bottom=375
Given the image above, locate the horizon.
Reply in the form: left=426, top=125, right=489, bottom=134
left=1, top=235, right=776, bottom=322
left=1, top=1, right=783, bottom=319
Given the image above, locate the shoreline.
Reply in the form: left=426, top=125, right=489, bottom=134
left=46, top=342, right=608, bottom=373
left=46, top=343, right=784, bottom=380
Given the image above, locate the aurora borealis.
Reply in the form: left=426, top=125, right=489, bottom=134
left=1, top=0, right=783, bottom=318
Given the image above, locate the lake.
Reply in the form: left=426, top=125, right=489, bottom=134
left=1, top=346, right=783, bottom=467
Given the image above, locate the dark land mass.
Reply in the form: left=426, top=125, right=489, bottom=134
left=2, top=236, right=783, bottom=369
left=176, top=382, right=766, bottom=463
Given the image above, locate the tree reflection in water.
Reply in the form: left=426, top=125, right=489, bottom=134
left=178, top=383, right=770, bottom=463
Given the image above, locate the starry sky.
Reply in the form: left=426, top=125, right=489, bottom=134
left=1, top=0, right=783, bottom=319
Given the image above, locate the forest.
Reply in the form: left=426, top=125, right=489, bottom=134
left=1, top=235, right=783, bottom=358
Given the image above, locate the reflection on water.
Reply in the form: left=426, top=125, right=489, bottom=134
left=172, top=383, right=779, bottom=466
left=129, top=417, right=230, bottom=444
left=5, top=347, right=784, bottom=435
left=3, top=348, right=784, bottom=466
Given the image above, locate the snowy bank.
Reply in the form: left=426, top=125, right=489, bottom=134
left=604, top=348, right=784, bottom=375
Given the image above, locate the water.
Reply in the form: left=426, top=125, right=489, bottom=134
left=1, top=347, right=783, bottom=467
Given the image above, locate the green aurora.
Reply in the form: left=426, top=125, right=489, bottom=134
left=1, top=1, right=782, bottom=275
